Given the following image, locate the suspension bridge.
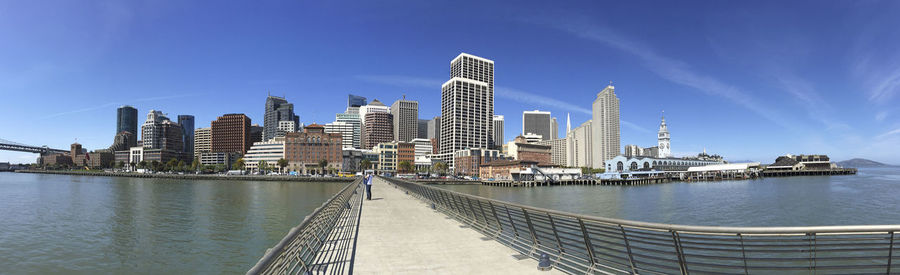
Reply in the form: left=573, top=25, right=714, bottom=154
left=0, top=138, right=68, bottom=155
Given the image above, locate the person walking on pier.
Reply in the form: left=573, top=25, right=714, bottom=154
left=365, top=173, right=373, bottom=200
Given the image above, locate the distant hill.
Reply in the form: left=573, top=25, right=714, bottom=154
left=836, top=158, right=896, bottom=168
left=727, top=160, right=758, bottom=164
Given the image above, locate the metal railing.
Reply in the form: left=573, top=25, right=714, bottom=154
left=248, top=178, right=364, bottom=275
left=383, top=177, right=900, bottom=274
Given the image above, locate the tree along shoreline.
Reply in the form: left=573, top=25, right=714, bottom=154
left=16, top=169, right=356, bottom=182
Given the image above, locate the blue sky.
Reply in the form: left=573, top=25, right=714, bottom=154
left=1, top=1, right=899, bottom=164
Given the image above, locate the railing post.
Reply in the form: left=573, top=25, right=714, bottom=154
left=889, top=231, right=895, bottom=274
left=523, top=209, right=540, bottom=255
left=738, top=233, right=748, bottom=275
left=547, top=214, right=564, bottom=254
left=671, top=231, right=689, bottom=275
left=619, top=225, right=638, bottom=274
left=807, top=233, right=816, bottom=271
left=488, top=201, right=503, bottom=236
left=505, top=206, right=520, bottom=238
left=578, top=218, right=597, bottom=272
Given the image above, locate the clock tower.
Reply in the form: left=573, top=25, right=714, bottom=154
left=657, top=112, right=671, bottom=158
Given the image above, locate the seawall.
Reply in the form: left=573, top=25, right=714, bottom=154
left=16, top=170, right=356, bottom=182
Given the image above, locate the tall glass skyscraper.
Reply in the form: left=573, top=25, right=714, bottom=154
left=178, top=115, right=195, bottom=155
left=117, top=105, right=138, bottom=147
left=263, top=95, right=299, bottom=141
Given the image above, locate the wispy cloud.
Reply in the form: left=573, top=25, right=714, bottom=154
left=534, top=16, right=795, bottom=130
left=876, top=111, right=889, bottom=122
left=354, top=75, right=444, bottom=88
left=875, top=127, right=900, bottom=140
left=41, top=93, right=203, bottom=119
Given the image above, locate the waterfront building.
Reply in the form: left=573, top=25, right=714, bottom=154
left=440, top=53, right=494, bottom=168
left=199, top=152, right=241, bottom=169
left=86, top=150, right=115, bottom=169
left=591, top=84, right=621, bottom=168
left=417, top=119, right=429, bottom=139
left=129, top=146, right=144, bottom=165
left=211, top=113, right=252, bottom=155
left=348, top=94, right=367, bottom=108
left=767, top=154, right=835, bottom=171
left=492, top=115, right=504, bottom=149
left=391, top=97, right=418, bottom=142
left=178, top=115, right=195, bottom=156
left=505, top=135, right=552, bottom=165
left=140, top=110, right=185, bottom=162
left=453, top=148, right=504, bottom=177
left=336, top=112, right=362, bottom=148
left=193, top=127, right=211, bottom=159
left=566, top=120, right=592, bottom=168
left=263, top=95, right=300, bottom=142
left=373, top=142, right=398, bottom=174
left=324, top=121, right=355, bottom=149
left=523, top=110, right=552, bottom=141
left=537, top=138, right=568, bottom=166
left=478, top=160, right=539, bottom=180
left=657, top=115, right=671, bottom=158
left=243, top=137, right=286, bottom=172
left=117, top=105, right=138, bottom=146
left=284, top=124, right=343, bottom=174
left=604, top=153, right=725, bottom=173
left=363, top=110, right=393, bottom=149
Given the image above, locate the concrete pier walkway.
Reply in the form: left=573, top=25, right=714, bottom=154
left=353, top=178, right=558, bottom=274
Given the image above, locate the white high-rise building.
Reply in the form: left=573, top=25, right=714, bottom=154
left=391, top=97, right=418, bottom=142
left=522, top=110, right=552, bottom=141
left=440, top=53, right=494, bottom=168
left=492, top=115, right=504, bottom=149
left=336, top=112, right=362, bottom=149
left=657, top=114, right=671, bottom=158
left=566, top=120, right=592, bottom=168
left=324, top=121, right=355, bottom=149
left=591, top=84, right=621, bottom=169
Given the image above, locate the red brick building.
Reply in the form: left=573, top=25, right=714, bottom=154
left=284, top=124, right=343, bottom=174
left=479, top=160, right=539, bottom=180
left=397, top=142, right=415, bottom=172
left=211, top=113, right=252, bottom=155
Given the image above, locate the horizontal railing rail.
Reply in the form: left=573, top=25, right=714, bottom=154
left=383, top=177, right=900, bottom=274
left=248, top=178, right=363, bottom=275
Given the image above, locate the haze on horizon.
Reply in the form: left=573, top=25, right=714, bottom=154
left=1, top=1, right=899, bottom=164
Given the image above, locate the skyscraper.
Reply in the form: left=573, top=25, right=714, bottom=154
left=522, top=110, right=552, bottom=141
left=551, top=117, right=558, bottom=140
left=117, top=105, right=138, bottom=145
left=358, top=99, right=390, bottom=148
left=324, top=121, right=355, bottom=148
left=348, top=94, right=367, bottom=108
left=263, top=95, right=299, bottom=141
left=364, top=112, right=393, bottom=149
left=178, top=115, right=195, bottom=156
left=657, top=114, right=671, bottom=158
left=440, top=53, right=494, bottom=161
left=591, top=84, right=621, bottom=167
left=140, top=110, right=185, bottom=162
left=211, top=113, right=252, bottom=155
left=417, top=119, right=429, bottom=139
left=391, top=97, right=418, bottom=142
left=492, top=115, right=504, bottom=149
left=427, top=116, right=440, bottom=141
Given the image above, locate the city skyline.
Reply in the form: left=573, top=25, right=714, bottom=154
left=2, top=1, right=899, bottom=163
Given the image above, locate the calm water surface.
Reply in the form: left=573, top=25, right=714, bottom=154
left=438, top=167, right=900, bottom=227
left=0, top=173, right=346, bottom=274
